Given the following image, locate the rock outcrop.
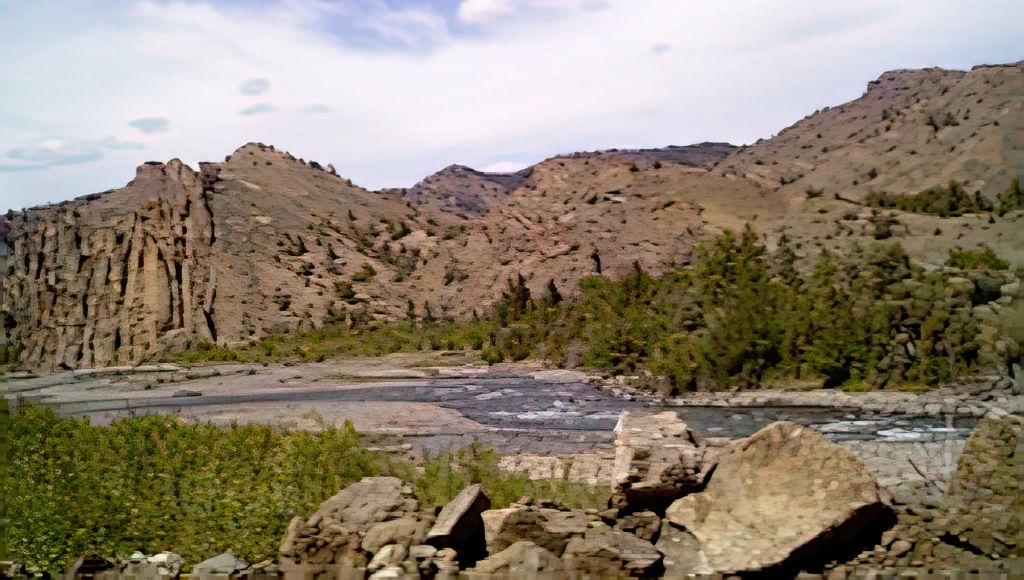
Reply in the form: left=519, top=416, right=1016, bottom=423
left=562, top=528, right=663, bottom=576
left=279, top=477, right=430, bottom=570
left=610, top=411, right=715, bottom=513
left=938, top=415, right=1022, bottom=558
left=469, top=541, right=564, bottom=575
left=840, top=415, right=1023, bottom=574
left=662, top=421, right=891, bottom=575
left=0, top=160, right=217, bottom=369
left=480, top=500, right=592, bottom=557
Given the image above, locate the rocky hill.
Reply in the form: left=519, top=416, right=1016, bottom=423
left=2, top=63, right=1022, bottom=370
left=382, top=164, right=531, bottom=217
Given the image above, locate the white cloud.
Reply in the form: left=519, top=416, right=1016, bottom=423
left=650, top=41, right=672, bottom=55
left=457, top=0, right=516, bottom=25
left=0, top=0, right=1022, bottom=210
left=1, top=137, right=142, bottom=172
left=128, top=117, right=170, bottom=133
left=482, top=161, right=530, bottom=173
left=239, top=78, right=271, bottom=96
left=240, top=103, right=279, bottom=116
left=302, top=104, right=332, bottom=114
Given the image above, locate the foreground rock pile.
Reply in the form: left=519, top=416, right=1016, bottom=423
left=270, top=413, right=1021, bottom=578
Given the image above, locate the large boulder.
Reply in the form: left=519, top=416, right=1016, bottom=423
left=655, top=520, right=711, bottom=576
left=279, top=477, right=429, bottom=570
left=663, top=421, right=890, bottom=575
left=562, top=528, right=663, bottom=576
left=940, top=415, right=1022, bottom=558
left=611, top=411, right=715, bottom=513
left=425, top=484, right=491, bottom=567
left=481, top=500, right=593, bottom=556
left=469, top=541, right=564, bottom=575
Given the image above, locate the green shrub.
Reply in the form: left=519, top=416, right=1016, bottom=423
left=0, top=344, right=21, bottom=365
left=996, top=177, right=1023, bottom=216
left=4, top=404, right=387, bottom=571
left=946, top=246, right=1010, bottom=270
left=864, top=180, right=991, bottom=216
left=351, top=263, right=377, bottom=283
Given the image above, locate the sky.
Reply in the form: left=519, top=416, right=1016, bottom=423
left=1, top=0, right=1022, bottom=211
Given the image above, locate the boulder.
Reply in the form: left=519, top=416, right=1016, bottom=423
left=279, top=477, right=427, bottom=570
left=562, top=528, right=662, bottom=576
left=611, top=411, right=715, bottom=513
left=481, top=501, right=593, bottom=556
left=193, top=550, right=249, bottom=574
left=470, top=541, right=564, bottom=575
left=940, top=415, right=1022, bottom=558
left=655, top=521, right=711, bottom=576
left=663, top=421, right=890, bottom=575
left=367, top=544, right=407, bottom=573
left=613, top=510, right=661, bottom=541
left=425, top=484, right=491, bottom=567
left=362, top=516, right=425, bottom=553
left=146, top=552, right=184, bottom=576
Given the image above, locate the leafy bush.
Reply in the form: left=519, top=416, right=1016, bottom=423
left=996, top=177, right=1023, bottom=216
left=946, top=246, right=1010, bottom=270
left=0, top=344, right=21, bottom=365
left=2, top=404, right=604, bottom=572
left=351, top=263, right=377, bottom=283
left=3, top=404, right=387, bottom=571
left=864, top=180, right=991, bottom=216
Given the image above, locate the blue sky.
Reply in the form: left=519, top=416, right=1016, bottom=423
left=1, top=0, right=1022, bottom=210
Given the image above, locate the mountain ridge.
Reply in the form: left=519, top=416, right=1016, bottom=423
left=2, top=63, right=1022, bottom=370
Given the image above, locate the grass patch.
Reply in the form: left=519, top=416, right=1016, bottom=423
left=2, top=403, right=607, bottom=572
left=174, top=319, right=495, bottom=365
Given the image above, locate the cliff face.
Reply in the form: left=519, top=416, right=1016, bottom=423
left=1, top=160, right=216, bottom=368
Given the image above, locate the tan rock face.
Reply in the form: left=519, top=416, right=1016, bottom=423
left=481, top=501, right=593, bottom=557
left=663, top=421, right=891, bottom=575
left=941, top=415, right=1022, bottom=558
left=562, top=528, right=663, bottom=576
left=611, top=411, right=715, bottom=513
left=0, top=160, right=216, bottom=369
left=470, top=541, right=564, bottom=575
left=278, top=476, right=428, bottom=569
